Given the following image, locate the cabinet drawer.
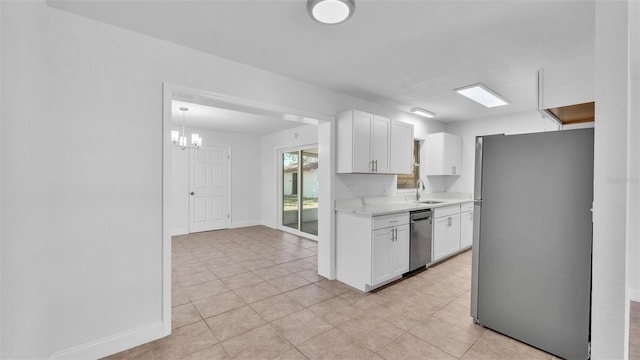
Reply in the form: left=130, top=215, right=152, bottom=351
left=460, top=202, right=474, bottom=212
left=372, top=213, right=409, bottom=230
left=433, top=205, right=460, bottom=218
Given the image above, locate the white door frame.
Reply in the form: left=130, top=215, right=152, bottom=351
left=277, top=144, right=319, bottom=241
left=162, top=83, right=337, bottom=335
left=188, top=144, right=231, bottom=233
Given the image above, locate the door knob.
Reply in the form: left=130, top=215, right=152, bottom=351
left=190, top=192, right=195, bottom=195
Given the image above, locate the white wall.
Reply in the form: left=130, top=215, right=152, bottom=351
left=628, top=0, right=640, bottom=304
left=171, top=127, right=263, bottom=235
left=0, top=2, right=444, bottom=358
left=443, top=111, right=560, bottom=195
left=0, top=0, right=3, bottom=354
left=592, top=1, right=630, bottom=358
left=261, top=125, right=318, bottom=228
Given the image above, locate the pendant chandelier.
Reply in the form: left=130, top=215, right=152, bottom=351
left=171, top=107, right=202, bottom=150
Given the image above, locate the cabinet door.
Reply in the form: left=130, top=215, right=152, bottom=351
left=446, top=214, right=461, bottom=254
left=433, top=214, right=461, bottom=261
left=391, top=225, right=410, bottom=276
left=352, top=111, right=373, bottom=173
left=443, top=133, right=462, bottom=175
left=433, top=217, right=449, bottom=261
left=371, top=115, right=391, bottom=173
left=460, top=210, right=473, bottom=248
left=371, top=227, right=393, bottom=285
left=390, top=121, right=414, bottom=174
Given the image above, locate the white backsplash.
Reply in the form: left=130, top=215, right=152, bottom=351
left=335, top=173, right=448, bottom=201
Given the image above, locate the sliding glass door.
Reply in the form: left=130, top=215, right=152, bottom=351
left=282, top=147, right=318, bottom=236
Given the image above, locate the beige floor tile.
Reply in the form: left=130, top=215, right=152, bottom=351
left=432, top=301, right=477, bottom=329
left=211, top=262, right=253, bottom=278
left=250, top=293, right=306, bottom=322
left=267, top=253, right=300, bottom=264
left=174, top=270, right=218, bottom=289
left=184, top=280, right=231, bottom=301
left=314, top=279, right=352, bottom=295
left=461, top=337, right=525, bottom=360
left=481, top=329, right=553, bottom=359
left=274, top=348, right=307, bottom=360
left=221, top=271, right=264, bottom=290
left=101, top=343, right=153, bottom=360
left=337, top=313, right=404, bottom=351
left=339, top=288, right=373, bottom=304
left=233, top=281, right=282, bottom=304
left=279, top=259, right=315, bottom=273
left=193, top=291, right=245, bottom=319
left=298, top=328, right=372, bottom=360
left=410, top=316, right=484, bottom=358
left=286, top=284, right=334, bottom=307
left=172, top=287, right=192, bottom=308
left=270, top=309, right=333, bottom=345
left=173, top=261, right=209, bottom=276
left=150, top=321, right=217, bottom=360
left=370, top=298, right=423, bottom=331
left=268, top=273, right=311, bottom=292
left=255, top=265, right=292, bottom=281
left=221, top=325, right=292, bottom=360
left=308, top=296, right=366, bottom=326
left=172, top=303, right=202, bottom=329
left=205, top=305, right=266, bottom=342
left=378, top=333, right=456, bottom=360
left=421, top=281, right=468, bottom=303
left=179, top=344, right=230, bottom=360
left=295, top=269, right=324, bottom=283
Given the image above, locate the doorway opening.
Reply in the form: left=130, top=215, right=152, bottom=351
left=281, top=147, right=319, bottom=236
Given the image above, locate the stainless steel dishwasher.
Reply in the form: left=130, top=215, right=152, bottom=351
left=409, top=209, right=432, bottom=272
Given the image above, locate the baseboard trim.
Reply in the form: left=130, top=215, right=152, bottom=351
left=49, top=321, right=167, bottom=360
left=260, top=220, right=276, bottom=229
left=230, top=220, right=262, bottom=229
left=630, top=287, right=640, bottom=302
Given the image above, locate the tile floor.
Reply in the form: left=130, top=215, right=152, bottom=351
left=631, top=301, right=640, bottom=360
left=105, top=226, right=557, bottom=360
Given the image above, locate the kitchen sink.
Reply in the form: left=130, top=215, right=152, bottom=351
left=420, top=200, right=443, bottom=204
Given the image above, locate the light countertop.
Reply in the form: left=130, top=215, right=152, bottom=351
left=335, top=195, right=474, bottom=216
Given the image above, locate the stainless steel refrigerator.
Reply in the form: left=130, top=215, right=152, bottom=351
left=470, top=128, right=593, bottom=360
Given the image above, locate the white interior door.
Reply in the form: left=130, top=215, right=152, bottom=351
left=190, top=145, right=229, bottom=232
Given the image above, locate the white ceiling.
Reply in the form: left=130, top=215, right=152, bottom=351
left=171, top=100, right=305, bottom=135
left=49, top=0, right=595, bottom=123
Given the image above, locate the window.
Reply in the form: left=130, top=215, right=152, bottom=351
left=397, top=139, right=421, bottom=189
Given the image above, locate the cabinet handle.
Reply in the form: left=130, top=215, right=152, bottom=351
left=374, top=160, right=378, bottom=172
left=448, top=217, right=452, bottom=226
left=371, top=160, right=375, bottom=172
left=394, top=227, right=397, bottom=242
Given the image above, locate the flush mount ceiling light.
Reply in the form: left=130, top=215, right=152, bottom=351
left=171, top=107, right=202, bottom=150
left=455, top=83, right=509, bottom=108
left=307, top=0, right=355, bottom=25
left=410, top=107, right=436, bottom=118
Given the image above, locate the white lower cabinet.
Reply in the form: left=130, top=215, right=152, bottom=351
left=460, top=209, right=473, bottom=248
left=336, top=212, right=409, bottom=291
left=433, top=213, right=461, bottom=261
left=372, top=224, right=410, bottom=284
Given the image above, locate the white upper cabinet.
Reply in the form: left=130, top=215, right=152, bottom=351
left=425, top=132, right=462, bottom=176
left=337, top=110, right=413, bottom=174
left=390, top=120, right=414, bottom=175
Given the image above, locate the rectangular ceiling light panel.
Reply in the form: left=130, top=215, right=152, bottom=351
left=410, top=107, right=436, bottom=118
left=455, top=84, right=509, bottom=108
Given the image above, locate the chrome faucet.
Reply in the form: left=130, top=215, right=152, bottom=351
left=416, top=179, right=425, bottom=201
